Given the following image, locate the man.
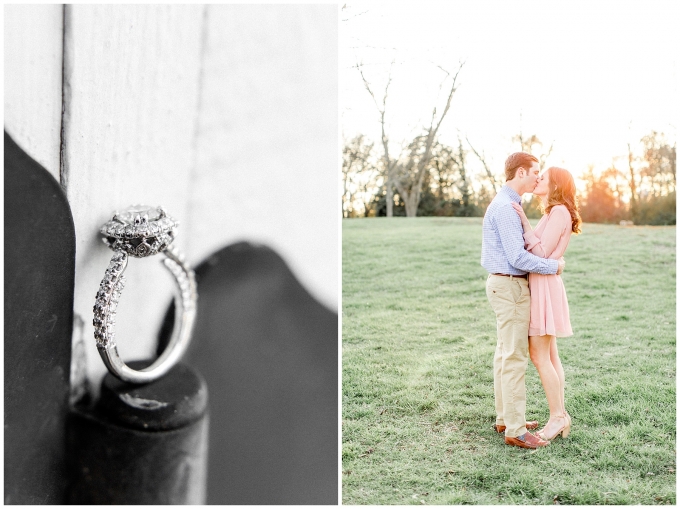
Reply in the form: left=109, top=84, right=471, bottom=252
left=481, top=152, right=565, bottom=449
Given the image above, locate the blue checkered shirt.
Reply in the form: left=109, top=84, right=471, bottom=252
left=481, top=185, right=558, bottom=275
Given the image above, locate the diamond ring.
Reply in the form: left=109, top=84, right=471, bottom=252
left=93, top=205, right=197, bottom=384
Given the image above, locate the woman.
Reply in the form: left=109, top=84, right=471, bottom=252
left=510, top=166, right=581, bottom=441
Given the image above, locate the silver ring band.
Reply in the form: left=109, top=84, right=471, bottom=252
left=93, top=205, right=197, bottom=384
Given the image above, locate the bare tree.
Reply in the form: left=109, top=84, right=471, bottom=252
left=602, top=163, right=627, bottom=211
left=357, top=63, right=398, bottom=216
left=512, top=132, right=554, bottom=170
left=427, top=138, right=475, bottom=215
left=342, top=134, right=376, bottom=217
left=466, top=136, right=500, bottom=194
left=454, top=136, right=473, bottom=214
left=640, top=131, right=676, bottom=197
left=391, top=135, right=426, bottom=217
left=429, top=141, right=457, bottom=201
left=627, top=142, right=640, bottom=221
left=357, top=61, right=464, bottom=217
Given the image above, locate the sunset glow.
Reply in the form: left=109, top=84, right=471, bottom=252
left=341, top=1, right=678, bottom=186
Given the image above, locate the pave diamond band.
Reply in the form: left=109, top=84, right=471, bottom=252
left=93, top=205, right=197, bottom=384
left=93, top=251, right=128, bottom=348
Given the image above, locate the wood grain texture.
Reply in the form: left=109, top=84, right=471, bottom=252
left=7, top=4, right=338, bottom=392
left=61, top=5, right=205, bottom=385
left=187, top=4, right=339, bottom=310
left=4, top=4, right=63, bottom=180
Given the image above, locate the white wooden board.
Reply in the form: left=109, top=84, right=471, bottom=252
left=4, top=4, right=63, bottom=180
left=188, top=4, right=339, bottom=311
left=61, top=5, right=205, bottom=386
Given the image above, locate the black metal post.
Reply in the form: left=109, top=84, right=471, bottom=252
left=66, top=362, right=209, bottom=504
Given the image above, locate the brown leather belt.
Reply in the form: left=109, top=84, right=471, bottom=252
left=492, top=273, right=528, bottom=279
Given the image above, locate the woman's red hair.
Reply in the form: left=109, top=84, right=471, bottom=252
left=543, top=167, right=582, bottom=234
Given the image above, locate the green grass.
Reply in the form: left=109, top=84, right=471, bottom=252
left=342, top=217, right=675, bottom=505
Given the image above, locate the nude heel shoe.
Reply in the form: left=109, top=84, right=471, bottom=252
left=537, top=414, right=569, bottom=441
left=562, top=414, right=571, bottom=438
left=561, top=413, right=572, bottom=438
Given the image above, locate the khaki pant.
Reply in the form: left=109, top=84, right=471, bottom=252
left=486, top=274, right=531, bottom=438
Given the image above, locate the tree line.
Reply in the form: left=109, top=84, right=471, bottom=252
left=346, top=60, right=675, bottom=225
left=342, top=130, right=676, bottom=225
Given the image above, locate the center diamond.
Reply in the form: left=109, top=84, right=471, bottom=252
left=117, top=205, right=161, bottom=225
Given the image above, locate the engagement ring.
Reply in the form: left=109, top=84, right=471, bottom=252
left=93, top=205, right=197, bottom=383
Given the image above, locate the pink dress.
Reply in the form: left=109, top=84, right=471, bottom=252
left=524, top=204, right=573, bottom=337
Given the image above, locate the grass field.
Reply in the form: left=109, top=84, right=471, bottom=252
left=342, top=217, right=675, bottom=505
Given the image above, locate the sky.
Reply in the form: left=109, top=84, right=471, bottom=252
left=341, top=1, right=679, bottom=187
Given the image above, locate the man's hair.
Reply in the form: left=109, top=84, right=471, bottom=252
left=505, top=152, right=539, bottom=181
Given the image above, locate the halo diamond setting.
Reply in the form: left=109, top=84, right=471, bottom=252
left=100, top=205, right=178, bottom=258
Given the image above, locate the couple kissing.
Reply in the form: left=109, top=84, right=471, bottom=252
left=481, top=151, right=582, bottom=449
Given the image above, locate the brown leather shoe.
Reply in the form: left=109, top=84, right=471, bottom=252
left=493, top=421, right=539, bottom=433
left=505, top=432, right=550, bottom=449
